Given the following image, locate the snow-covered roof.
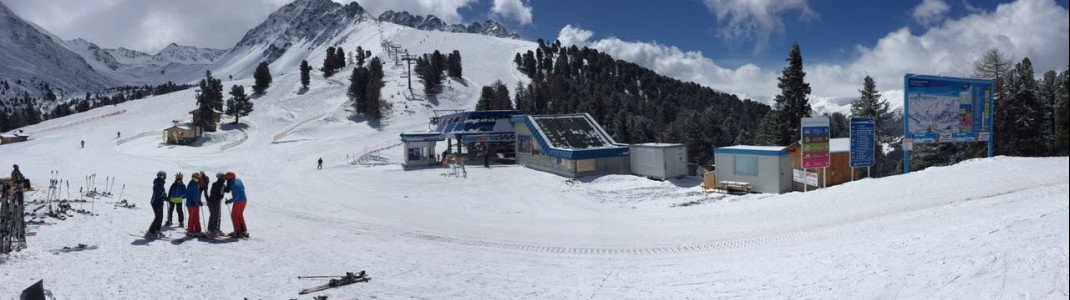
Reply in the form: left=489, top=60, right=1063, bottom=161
left=632, top=143, right=685, bottom=148
left=715, top=145, right=788, bottom=156
left=719, top=145, right=787, bottom=152
left=830, top=138, right=850, bottom=153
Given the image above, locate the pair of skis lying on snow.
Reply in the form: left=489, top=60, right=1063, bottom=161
left=298, top=271, right=371, bottom=295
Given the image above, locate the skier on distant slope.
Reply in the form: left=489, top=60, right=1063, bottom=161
left=223, top=172, right=249, bottom=238
left=146, top=171, right=167, bottom=238
left=166, top=173, right=186, bottom=227
left=185, top=173, right=204, bottom=237
left=206, top=173, right=226, bottom=237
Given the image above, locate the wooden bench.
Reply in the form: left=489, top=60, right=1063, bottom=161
left=718, top=180, right=752, bottom=195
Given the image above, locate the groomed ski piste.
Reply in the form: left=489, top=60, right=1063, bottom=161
left=3, top=23, right=1069, bottom=299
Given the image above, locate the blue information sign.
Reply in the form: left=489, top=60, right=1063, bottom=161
left=903, top=74, right=995, bottom=173
left=849, top=117, right=875, bottom=168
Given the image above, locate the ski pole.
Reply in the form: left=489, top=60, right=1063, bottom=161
left=298, top=275, right=343, bottom=279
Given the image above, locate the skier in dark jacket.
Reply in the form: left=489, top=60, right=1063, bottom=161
left=10, top=164, right=28, bottom=190
left=166, top=173, right=186, bottom=227
left=199, top=171, right=210, bottom=200
left=206, top=173, right=226, bottom=236
left=146, top=171, right=167, bottom=237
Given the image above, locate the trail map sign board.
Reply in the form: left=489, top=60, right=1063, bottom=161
left=849, top=117, right=875, bottom=168
left=801, top=117, right=830, bottom=169
left=903, top=74, right=994, bottom=173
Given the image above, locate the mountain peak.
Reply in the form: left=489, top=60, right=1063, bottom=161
left=377, top=10, right=520, bottom=39
left=231, top=0, right=367, bottom=64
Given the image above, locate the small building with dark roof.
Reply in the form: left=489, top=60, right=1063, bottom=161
left=511, top=113, right=630, bottom=178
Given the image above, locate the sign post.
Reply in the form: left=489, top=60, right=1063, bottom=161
left=801, top=117, right=830, bottom=189
left=903, top=74, right=994, bottom=174
left=849, top=117, right=876, bottom=180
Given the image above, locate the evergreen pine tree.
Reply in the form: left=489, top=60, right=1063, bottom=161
left=335, top=47, right=346, bottom=69
left=322, top=47, right=337, bottom=77
left=1056, top=68, right=1069, bottom=155
left=1000, top=58, right=1043, bottom=156
left=771, top=43, right=812, bottom=145
left=492, top=81, right=512, bottom=110
left=225, top=85, right=253, bottom=124
left=1038, top=70, right=1059, bottom=155
left=366, top=57, right=384, bottom=120
left=253, top=62, right=272, bottom=94
left=849, top=75, right=894, bottom=176
left=194, top=70, right=224, bottom=130
left=850, top=76, right=892, bottom=141
left=300, top=60, right=312, bottom=89
left=356, top=46, right=366, bottom=66
left=828, top=112, right=849, bottom=138
left=475, top=86, right=495, bottom=111
left=522, top=51, right=537, bottom=77
left=348, top=66, right=369, bottom=114
left=447, top=50, right=462, bottom=78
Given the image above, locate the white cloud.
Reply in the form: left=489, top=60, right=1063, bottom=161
left=912, top=0, right=951, bottom=25
left=491, top=0, right=533, bottom=25
left=557, top=25, right=594, bottom=47
left=556, top=0, right=1069, bottom=114
left=703, top=0, right=818, bottom=53
left=356, top=0, right=478, bottom=24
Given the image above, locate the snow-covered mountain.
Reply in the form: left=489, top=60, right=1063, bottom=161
left=3, top=0, right=529, bottom=101
left=378, top=10, right=520, bottom=39
left=152, top=43, right=228, bottom=65
left=63, top=39, right=227, bottom=83
left=212, top=0, right=530, bottom=80
left=0, top=1, right=119, bottom=98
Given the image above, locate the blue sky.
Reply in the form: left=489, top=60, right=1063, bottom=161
left=463, top=0, right=1069, bottom=71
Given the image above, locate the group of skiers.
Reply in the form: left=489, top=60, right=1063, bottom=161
left=147, top=170, right=249, bottom=239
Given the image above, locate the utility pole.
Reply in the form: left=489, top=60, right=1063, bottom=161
left=401, top=50, right=417, bottom=93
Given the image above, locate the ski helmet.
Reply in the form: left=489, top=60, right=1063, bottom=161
left=157, top=171, right=166, bottom=178
left=215, top=172, right=224, bottom=179
left=224, top=172, right=236, bottom=181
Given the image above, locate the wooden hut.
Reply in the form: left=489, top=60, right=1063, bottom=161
left=163, top=121, right=202, bottom=145
left=789, top=138, right=856, bottom=191
left=0, top=134, right=29, bottom=145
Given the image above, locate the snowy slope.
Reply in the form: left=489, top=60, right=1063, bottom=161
left=1, top=51, right=1067, bottom=299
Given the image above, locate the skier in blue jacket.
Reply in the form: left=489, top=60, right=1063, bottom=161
left=223, top=172, right=249, bottom=238
left=166, top=173, right=186, bottom=227
left=184, top=173, right=204, bottom=236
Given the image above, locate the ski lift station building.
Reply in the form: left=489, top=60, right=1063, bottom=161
left=401, top=111, right=640, bottom=179
left=400, top=110, right=519, bottom=169
left=629, top=143, right=688, bottom=180
left=713, top=145, right=792, bottom=194
left=511, top=113, right=630, bottom=178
